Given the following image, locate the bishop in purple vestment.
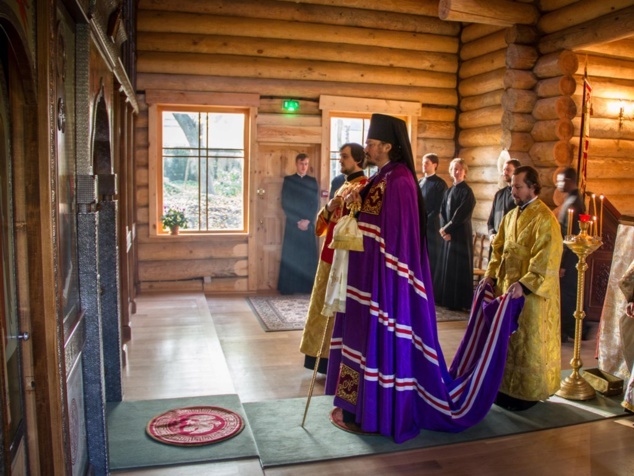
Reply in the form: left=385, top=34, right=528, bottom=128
left=325, top=114, right=523, bottom=443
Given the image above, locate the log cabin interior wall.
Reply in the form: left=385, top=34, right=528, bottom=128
left=134, top=0, right=460, bottom=292
left=133, top=0, right=634, bottom=292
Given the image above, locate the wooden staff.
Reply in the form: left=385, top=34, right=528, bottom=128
left=301, top=315, right=332, bottom=428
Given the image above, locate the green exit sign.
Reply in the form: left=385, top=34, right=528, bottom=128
left=283, top=99, right=300, bottom=112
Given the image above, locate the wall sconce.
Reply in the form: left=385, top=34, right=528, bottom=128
left=618, top=99, right=633, bottom=130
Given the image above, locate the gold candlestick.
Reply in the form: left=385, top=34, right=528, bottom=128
left=556, top=219, right=602, bottom=400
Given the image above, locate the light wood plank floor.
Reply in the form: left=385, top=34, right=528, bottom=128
left=113, top=292, right=634, bottom=476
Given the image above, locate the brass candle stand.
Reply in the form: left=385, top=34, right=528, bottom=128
left=556, top=220, right=602, bottom=401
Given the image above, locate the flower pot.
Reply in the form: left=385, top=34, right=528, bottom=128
left=169, top=225, right=180, bottom=235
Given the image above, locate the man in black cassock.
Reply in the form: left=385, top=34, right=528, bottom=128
left=487, top=158, right=520, bottom=248
left=436, top=158, right=476, bottom=311
left=556, top=167, right=588, bottom=342
left=278, top=153, right=319, bottom=295
left=418, top=153, right=448, bottom=301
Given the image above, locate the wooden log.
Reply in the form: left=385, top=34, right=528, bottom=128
left=535, top=75, right=577, bottom=98
left=502, top=88, right=537, bottom=113
left=572, top=95, right=633, bottom=119
left=533, top=50, right=579, bottom=78
left=577, top=38, right=634, bottom=62
left=417, top=121, right=456, bottom=139
left=460, top=49, right=506, bottom=79
left=538, top=0, right=578, bottom=13
left=502, top=111, right=535, bottom=132
left=539, top=0, right=634, bottom=34
left=138, top=240, right=248, bottom=261
left=501, top=131, right=534, bottom=152
left=504, top=69, right=538, bottom=90
left=138, top=257, right=248, bottom=281
left=539, top=6, right=634, bottom=54
left=529, top=141, right=557, bottom=166
left=470, top=182, right=502, bottom=199
left=140, top=279, right=203, bottom=292
left=572, top=117, right=634, bottom=141
left=461, top=23, right=505, bottom=43
left=460, top=29, right=507, bottom=61
left=459, top=68, right=505, bottom=97
left=584, top=157, right=634, bottom=179
left=554, top=140, right=574, bottom=166
left=538, top=167, right=558, bottom=187
left=138, top=0, right=460, bottom=36
left=601, top=195, right=634, bottom=215
left=584, top=179, right=634, bottom=196
left=466, top=165, right=503, bottom=183
left=438, top=0, right=539, bottom=26
left=505, top=150, right=533, bottom=167
left=137, top=52, right=457, bottom=89
left=203, top=276, right=248, bottom=293
left=274, top=0, right=441, bottom=17
left=421, top=106, right=457, bottom=122
left=505, top=25, right=539, bottom=45
left=577, top=54, right=634, bottom=81
left=459, top=125, right=502, bottom=148
left=138, top=11, right=459, bottom=53
left=473, top=202, right=493, bottom=222
left=532, top=96, right=577, bottom=120
left=138, top=73, right=459, bottom=106
left=460, top=90, right=503, bottom=112
left=416, top=138, right=456, bottom=158
left=257, top=124, right=322, bottom=143
left=506, top=44, right=539, bottom=70
left=458, top=145, right=504, bottom=164
left=138, top=32, right=459, bottom=73
left=572, top=137, right=634, bottom=159
left=257, top=114, right=321, bottom=127
left=459, top=105, right=503, bottom=129
left=531, top=119, right=574, bottom=142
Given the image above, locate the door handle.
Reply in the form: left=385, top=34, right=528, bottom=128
left=257, top=188, right=266, bottom=197
left=16, top=332, right=30, bottom=341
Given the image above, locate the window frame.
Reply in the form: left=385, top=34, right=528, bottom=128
left=146, top=91, right=259, bottom=238
left=319, top=95, right=421, bottom=188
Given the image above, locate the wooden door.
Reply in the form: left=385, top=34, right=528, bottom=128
left=253, top=144, right=320, bottom=291
left=0, top=53, right=27, bottom=475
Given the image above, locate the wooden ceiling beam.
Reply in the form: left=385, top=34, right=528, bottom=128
left=439, top=0, right=539, bottom=27
left=539, top=5, right=634, bottom=54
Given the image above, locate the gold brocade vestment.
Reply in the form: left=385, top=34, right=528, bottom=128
left=485, top=199, right=563, bottom=401
left=299, top=175, right=368, bottom=360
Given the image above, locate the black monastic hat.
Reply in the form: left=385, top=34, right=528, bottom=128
left=367, top=113, right=414, bottom=168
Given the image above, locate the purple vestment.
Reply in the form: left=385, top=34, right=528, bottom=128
left=325, top=161, right=523, bottom=443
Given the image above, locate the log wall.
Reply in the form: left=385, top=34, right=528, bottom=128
left=134, top=0, right=460, bottom=291
left=457, top=24, right=508, bottom=235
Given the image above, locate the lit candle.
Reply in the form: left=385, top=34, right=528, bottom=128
left=567, top=208, right=573, bottom=236
left=592, top=194, right=597, bottom=217
left=593, top=216, right=598, bottom=237
left=599, top=195, right=604, bottom=238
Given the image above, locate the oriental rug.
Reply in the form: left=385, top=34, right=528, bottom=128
left=243, top=392, right=629, bottom=468
left=246, top=295, right=468, bottom=332
left=107, top=395, right=258, bottom=470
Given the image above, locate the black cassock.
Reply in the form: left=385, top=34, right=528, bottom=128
left=557, top=189, right=587, bottom=340
left=487, top=186, right=516, bottom=237
left=277, top=173, right=319, bottom=295
left=419, top=175, right=448, bottom=297
left=436, top=181, right=476, bottom=310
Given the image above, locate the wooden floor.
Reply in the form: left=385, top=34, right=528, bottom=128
left=112, top=292, right=634, bottom=476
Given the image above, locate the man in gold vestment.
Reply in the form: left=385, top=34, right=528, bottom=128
left=483, top=166, right=563, bottom=410
left=300, top=143, right=367, bottom=374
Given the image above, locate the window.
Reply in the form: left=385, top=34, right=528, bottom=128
left=158, top=106, right=249, bottom=233
left=329, top=114, right=371, bottom=182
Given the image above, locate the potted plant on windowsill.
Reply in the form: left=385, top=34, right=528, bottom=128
left=161, top=207, right=188, bottom=235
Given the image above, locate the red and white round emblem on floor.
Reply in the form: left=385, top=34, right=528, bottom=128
left=146, top=406, right=244, bottom=446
